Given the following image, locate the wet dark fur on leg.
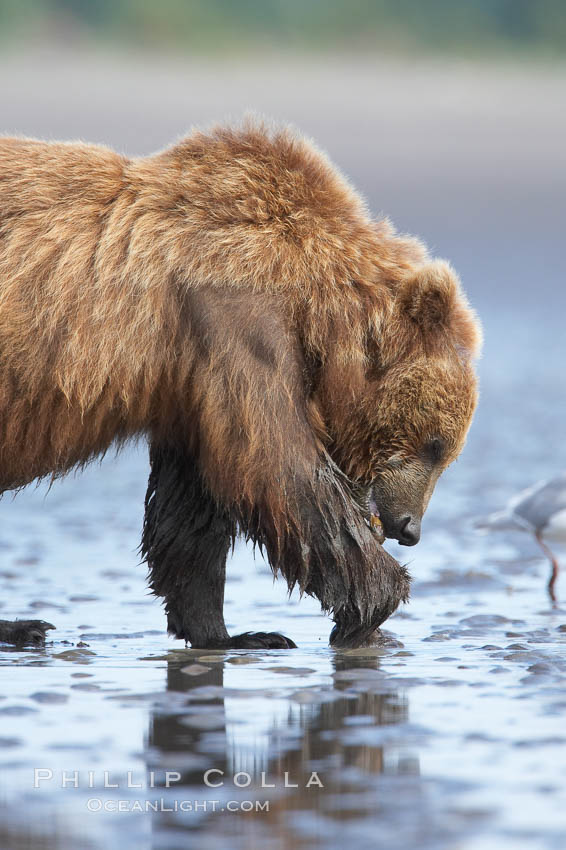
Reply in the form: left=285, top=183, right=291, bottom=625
left=142, top=443, right=409, bottom=650
left=239, top=457, right=411, bottom=648
left=142, top=443, right=296, bottom=649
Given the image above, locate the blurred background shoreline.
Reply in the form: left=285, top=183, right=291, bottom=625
left=1, top=0, right=565, bottom=60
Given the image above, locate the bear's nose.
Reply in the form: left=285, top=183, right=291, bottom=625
left=398, top=516, right=421, bottom=546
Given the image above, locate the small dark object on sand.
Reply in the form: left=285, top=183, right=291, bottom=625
left=0, top=619, right=56, bottom=646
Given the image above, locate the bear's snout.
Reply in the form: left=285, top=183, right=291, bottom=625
left=398, top=515, right=421, bottom=546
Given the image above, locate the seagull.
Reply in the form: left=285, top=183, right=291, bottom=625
left=477, top=473, right=566, bottom=601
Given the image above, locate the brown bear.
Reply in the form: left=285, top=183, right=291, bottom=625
left=0, top=121, right=481, bottom=649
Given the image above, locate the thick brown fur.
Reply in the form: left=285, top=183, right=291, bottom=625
left=0, top=120, right=481, bottom=647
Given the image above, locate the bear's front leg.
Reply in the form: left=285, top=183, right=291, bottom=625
left=244, top=457, right=411, bottom=650
left=0, top=619, right=55, bottom=646
left=142, top=443, right=296, bottom=649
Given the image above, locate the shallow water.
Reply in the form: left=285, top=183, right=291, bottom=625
left=1, top=52, right=566, bottom=850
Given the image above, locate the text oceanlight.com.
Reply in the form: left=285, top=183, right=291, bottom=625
left=86, top=799, right=270, bottom=813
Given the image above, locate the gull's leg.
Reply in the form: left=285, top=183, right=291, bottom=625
left=535, top=530, right=560, bottom=603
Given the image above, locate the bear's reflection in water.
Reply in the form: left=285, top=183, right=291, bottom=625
left=146, top=654, right=416, bottom=847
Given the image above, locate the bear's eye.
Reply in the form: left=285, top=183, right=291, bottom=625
left=425, top=438, right=445, bottom=463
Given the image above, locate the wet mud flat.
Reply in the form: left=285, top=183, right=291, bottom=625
left=1, top=51, right=566, bottom=849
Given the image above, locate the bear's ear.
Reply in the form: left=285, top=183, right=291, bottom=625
left=397, top=260, right=482, bottom=361
left=398, top=260, right=457, bottom=331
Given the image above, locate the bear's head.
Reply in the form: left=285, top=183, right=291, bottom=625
left=318, top=260, right=481, bottom=546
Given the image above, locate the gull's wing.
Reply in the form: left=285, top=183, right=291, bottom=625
left=512, top=473, right=566, bottom=532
